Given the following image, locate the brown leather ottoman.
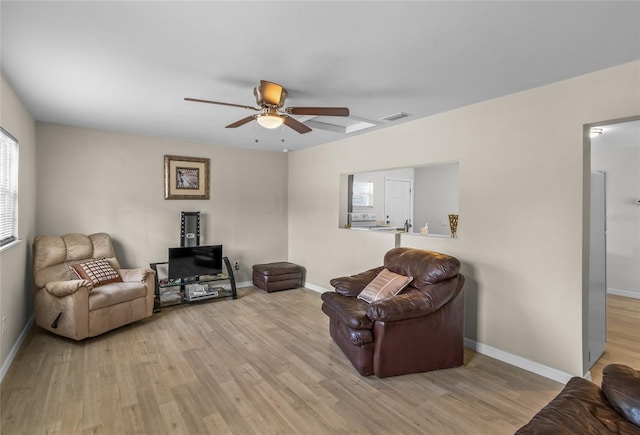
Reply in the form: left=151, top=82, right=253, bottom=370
left=252, top=262, right=303, bottom=293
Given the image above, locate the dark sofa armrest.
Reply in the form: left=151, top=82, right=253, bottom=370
left=329, top=266, right=384, bottom=297
left=367, top=275, right=464, bottom=322
left=602, top=364, right=640, bottom=427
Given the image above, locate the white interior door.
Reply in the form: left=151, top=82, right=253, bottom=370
left=384, top=178, right=412, bottom=228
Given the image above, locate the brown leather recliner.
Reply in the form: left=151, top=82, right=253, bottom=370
left=321, top=247, right=465, bottom=378
left=33, top=233, right=155, bottom=340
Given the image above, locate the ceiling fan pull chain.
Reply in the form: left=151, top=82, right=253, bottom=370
left=281, top=124, right=285, bottom=143
left=255, top=121, right=259, bottom=143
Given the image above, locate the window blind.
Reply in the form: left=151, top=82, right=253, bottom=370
left=352, top=181, right=373, bottom=207
left=0, top=127, right=19, bottom=246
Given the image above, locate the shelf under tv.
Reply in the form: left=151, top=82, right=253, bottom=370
left=150, top=256, right=237, bottom=312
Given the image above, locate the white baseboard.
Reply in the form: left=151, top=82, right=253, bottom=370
left=235, top=280, right=326, bottom=292
left=463, top=338, right=574, bottom=384
left=303, top=282, right=329, bottom=294
left=0, top=314, right=34, bottom=384
left=235, top=280, right=253, bottom=289
left=607, top=288, right=640, bottom=299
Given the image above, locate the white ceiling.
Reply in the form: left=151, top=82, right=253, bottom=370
left=1, top=1, right=639, bottom=152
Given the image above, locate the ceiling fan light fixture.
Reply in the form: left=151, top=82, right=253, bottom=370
left=256, top=114, right=284, bottom=129
left=186, top=80, right=347, bottom=135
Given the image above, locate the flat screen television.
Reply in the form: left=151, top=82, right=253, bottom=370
left=168, top=245, right=223, bottom=280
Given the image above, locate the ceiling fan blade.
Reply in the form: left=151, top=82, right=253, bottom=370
left=226, top=115, right=256, bottom=128
left=286, top=107, right=350, bottom=116
left=258, top=80, right=287, bottom=107
left=283, top=116, right=312, bottom=134
left=185, top=97, right=259, bottom=111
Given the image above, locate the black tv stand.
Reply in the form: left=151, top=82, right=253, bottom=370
left=150, top=256, right=237, bottom=312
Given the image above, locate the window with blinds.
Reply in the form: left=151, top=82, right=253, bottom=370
left=352, top=181, right=373, bottom=207
left=0, top=127, right=19, bottom=247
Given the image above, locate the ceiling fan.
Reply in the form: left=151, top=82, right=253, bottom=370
left=185, top=80, right=349, bottom=134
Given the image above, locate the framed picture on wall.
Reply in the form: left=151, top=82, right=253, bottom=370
left=164, top=155, right=210, bottom=200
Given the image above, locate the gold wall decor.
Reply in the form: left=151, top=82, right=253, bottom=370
left=164, top=155, right=210, bottom=200
left=448, top=214, right=459, bottom=238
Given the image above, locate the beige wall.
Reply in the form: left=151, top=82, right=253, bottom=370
left=288, top=61, right=640, bottom=378
left=0, top=74, right=37, bottom=373
left=36, top=123, right=289, bottom=284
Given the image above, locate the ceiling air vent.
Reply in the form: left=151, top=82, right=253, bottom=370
left=382, top=112, right=412, bottom=122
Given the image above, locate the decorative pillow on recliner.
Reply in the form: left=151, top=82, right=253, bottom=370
left=357, top=268, right=413, bottom=304
left=70, top=259, right=122, bottom=287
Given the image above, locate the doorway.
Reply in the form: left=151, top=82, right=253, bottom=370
left=585, top=116, right=640, bottom=375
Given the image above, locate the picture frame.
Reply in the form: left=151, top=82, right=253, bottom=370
left=164, top=155, right=210, bottom=200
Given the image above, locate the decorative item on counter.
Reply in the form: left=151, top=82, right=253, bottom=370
left=448, top=214, right=459, bottom=238
left=420, top=223, right=429, bottom=235
left=404, top=219, right=412, bottom=232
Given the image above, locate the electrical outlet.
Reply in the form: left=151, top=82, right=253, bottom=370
left=234, top=261, right=240, bottom=271
left=2, top=316, right=6, bottom=336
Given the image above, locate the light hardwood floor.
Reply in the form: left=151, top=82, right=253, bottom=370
left=590, top=294, right=640, bottom=386
left=1, top=288, right=635, bottom=434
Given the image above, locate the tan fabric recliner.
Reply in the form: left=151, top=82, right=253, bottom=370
left=33, top=233, right=155, bottom=340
